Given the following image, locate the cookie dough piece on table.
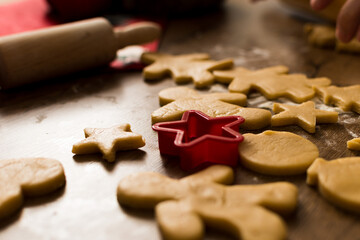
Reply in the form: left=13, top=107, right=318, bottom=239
left=315, top=85, right=360, bottom=113
left=214, top=65, right=331, bottom=103
left=347, top=138, right=360, bottom=150
left=117, top=165, right=298, bottom=240
left=0, top=158, right=66, bottom=219
left=272, top=101, right=338, bottom=133
left=307, top=157, right=360, bottom=213
left=152, top=86, right=272, bottom=130
left=239, top=130, right=319, bottom=175
left=72, top=124, right=145, bottom=162
left=141, top=53, right=233, bottom=88
left=304, top=24, right=360, bottom=53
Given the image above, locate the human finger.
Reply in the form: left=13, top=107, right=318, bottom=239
left=336, top=0, right=360, bottom=42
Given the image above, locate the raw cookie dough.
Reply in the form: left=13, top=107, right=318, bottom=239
left=272, top=101, right=338, bottom=133
left=213, top=65, right=331, bottom=103
left=315, top=85, right=360, bottom=113
left=347, top=138, right=360, bottom=150
left=72, top=124, right=145, bottom=162
left=0, top=158, right=66, bottom=219
left=152, top=86, right=272, bottom=130
left=117, top=165, right=298, bottom=240
left=305, top=24, right=360, bottom=53
left=239, top=130, right=319, bottom=175
left=307, top=157, right=360, bottom=213
left=141, top=52, right=233, bottom=88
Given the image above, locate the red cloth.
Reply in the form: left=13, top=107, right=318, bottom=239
left=0, top=0, right=57, bottom=37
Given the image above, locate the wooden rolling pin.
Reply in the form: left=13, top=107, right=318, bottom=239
left=0, top=17, right=161, bottom=89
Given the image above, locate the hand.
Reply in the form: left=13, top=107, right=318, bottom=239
left=311, top=0, right=360, bottom=42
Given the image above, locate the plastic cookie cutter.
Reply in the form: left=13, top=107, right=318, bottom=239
left=152, top=110, right=245, bottom=170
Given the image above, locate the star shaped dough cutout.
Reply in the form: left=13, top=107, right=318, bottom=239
left=214, top=65, right=331, bottom=103
left=315, top=85, right=360, bottom=113
left=72, top=124, right=145, bottom=162
left=271, top=101, right=338, bottom=133
left=141, top=52, right=233, bottom=88
left=152, top=86, right=272, bottom=130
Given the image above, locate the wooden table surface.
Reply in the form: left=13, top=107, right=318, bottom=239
left=1, top=0, right=360, bottom=239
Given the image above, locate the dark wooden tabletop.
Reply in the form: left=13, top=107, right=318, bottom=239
left=1, top=0, right=360, bottom=239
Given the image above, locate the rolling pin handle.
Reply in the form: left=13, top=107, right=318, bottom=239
left=114, top=22, right=161, bottom=49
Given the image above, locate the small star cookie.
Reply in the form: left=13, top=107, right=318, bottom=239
left=0, top=158, right=65, bottom=219
left=72, top=124, right=145, bottom=162
left=117, top=165, right=298, bottom=240
left=141, top=52, right=233, bottom=88
left=239, top=130, right=319, bottom=175
left=152, top=86, right=272, bottom=130
left=305, top=24, right=360, bottom=53
left=214, top=65, right=331, bottom=103
left=272, top=101, right=338, bottom=133
left=315, top=85, right=360, bottom=114
left=347, top=138, right=360, bottom=150
left=307, top=157, right=360, bottom=213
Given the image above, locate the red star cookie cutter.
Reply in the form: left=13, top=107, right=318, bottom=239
left=152, top=110, right=245, bottom=170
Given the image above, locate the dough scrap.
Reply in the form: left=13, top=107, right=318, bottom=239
left=305, top=24, right=360, bottom=53
left=347, top=138, right=360, bottom=150
left=72, top=124, right=145, bottom=162
left=315, top=85, right=360, bottom=113
left=117, top=165, right=298, bottom=240
left=152, top=86, right=272, bottom=130
left=272, top=101, right=338, bottom=133
left=213, top=65, right=331, bottom=103
left=307, top=157, right=360, bottom=213
left=0, top=158, right=65, bottom=219
left=239, top=130, right=319, bottom=175
left=141, top=52, right=233, bottom=88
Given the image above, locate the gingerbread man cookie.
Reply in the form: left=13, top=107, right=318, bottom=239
left=152, top=86, right=272, bottom=130
left=347, top=138, right=360, bottom=150
left=305, top=24, right=360, bottom=53
left=272, top=101, right=338, bottom=133
left=0, top=158, right=65, bottom=219
left=315, top=85, right=360, bottom=114
left=72, top=124, right=145, bottom=162
left=307, top=157, right=360, bottom=213
left=117, top=165, right=298, bottom=240
left=213, top=65, right=331, bottom=103
left=239, top=131, right=319, bottom=175
left=141, top=52, right=233, bottom=88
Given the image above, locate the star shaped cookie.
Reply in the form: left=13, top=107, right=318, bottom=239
left=117, top=165, right=298, bottom=240
left=214, top=65, right=331, bottom=103
left=141, top=52, right=233, bottom=88
left=271, top=101, right=338, bottom=133
left=152, top=86, right=272, bottom=130
left=315, top=85, right=360, bottom=114
left=72, top=124, right=145, bottom=162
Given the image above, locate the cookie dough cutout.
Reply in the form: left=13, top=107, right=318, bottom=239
left=141, top=52, right=233, bottom=88
left=117, top=165, right=298, bottom=240
left=272, top=101, right=338, bottom=133
left=347, top=138, right=360, bottom=150
left=213, top=65, right=331, bottom=103
left=72, top=124, right=145, bottom=162
left=307, top=157, right=360, bottom=213
left=315, top=85, right=360, bottom=113
left=152, top=86, right=272, bottom=130
left=305, top=24, right=360, bottom=53
left=0, top=158, right=66, bottom=219
left=239, top=131, right=319, bottom=175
